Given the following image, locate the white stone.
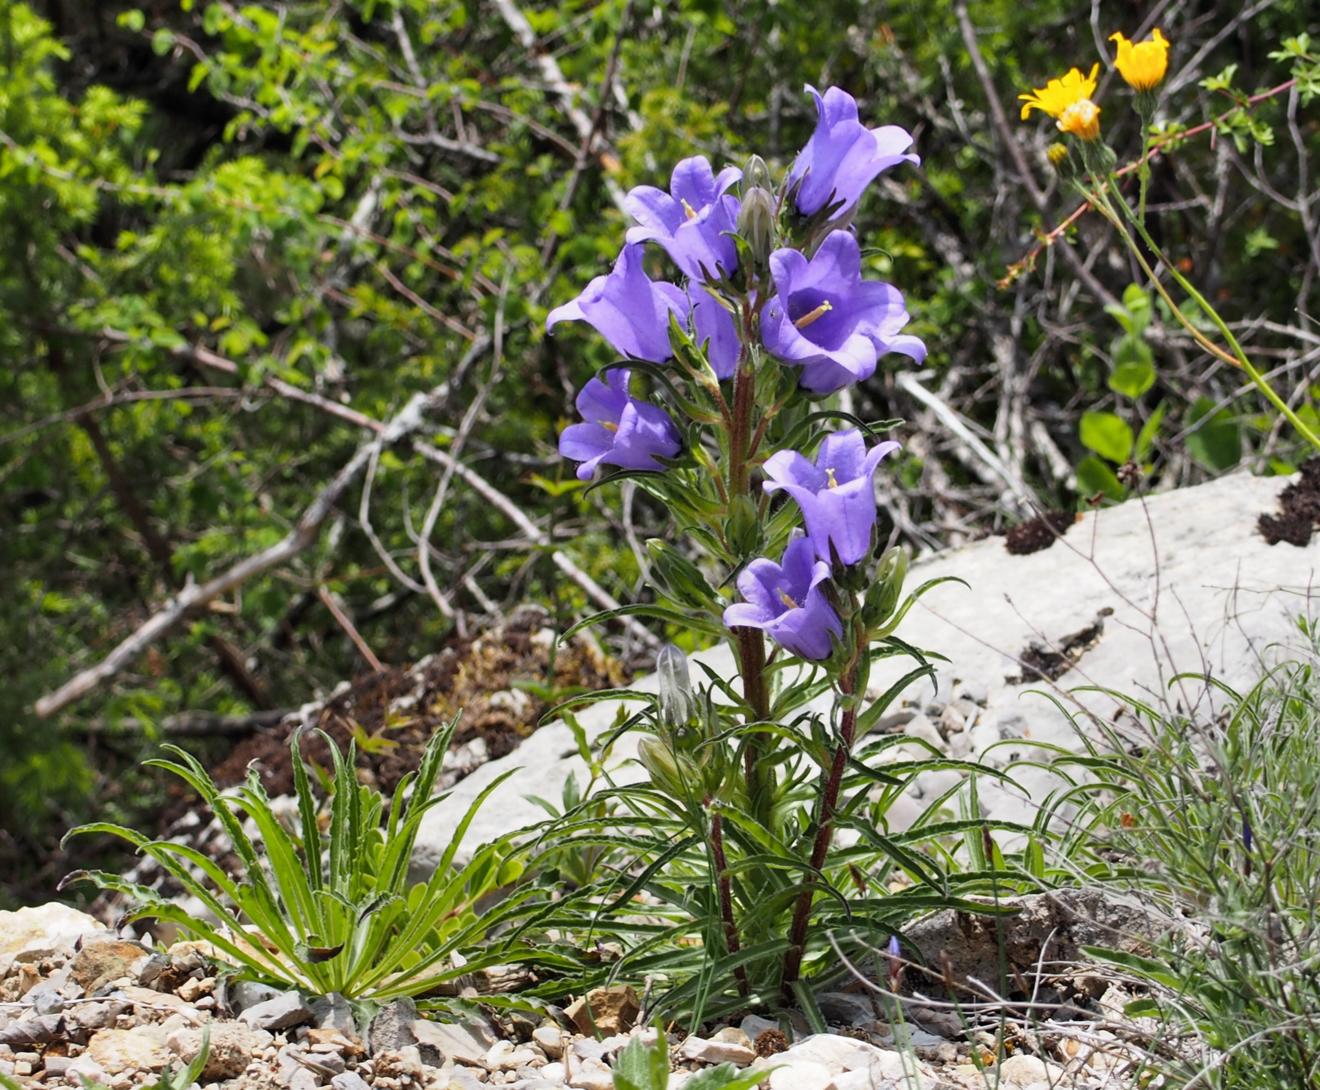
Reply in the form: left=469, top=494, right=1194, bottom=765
left=415, top=473, right=1320, bottom=863
left=0, top=904, right=106, bottom=972
left=566, top=1054, right=614, bottom=1090
left=996, top=1054, right=1065, bottom=1086
left=768, top=1060, right=832, bottom=1090
left=676, top=1034, right=756, bottom=1065
left=488, top=1040, right=540, bottom=1070
left=540, top=1061, right=566, bottom=1082
left=87, top=1025, right=170, bottom=1074
left=533, top=1025, right=565, bottom=1058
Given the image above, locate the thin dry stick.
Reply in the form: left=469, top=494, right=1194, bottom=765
left=34, top=436, right=380, bottom=718
left=317, top=584, right=386, bottom=673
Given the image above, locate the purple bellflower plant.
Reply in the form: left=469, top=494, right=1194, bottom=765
left=547, top=86, right=938, bottom=1005
left=546, top=243, right=686, bottom=362
left=722, top=535, right=843, bottom=660
left=762, top=429, right=900, bottom=565
left=761, top=231, right=926, bottom=394
left=558, top=369, right=682, bottom=480
left=789, top=85, right=919, bottom=218
left=625, top=156, right=742, bottom=282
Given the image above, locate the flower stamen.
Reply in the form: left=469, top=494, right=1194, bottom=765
left=825, top=467, right=839, bottom=489
left=778, top=588, right=800, bottom=610
left=793, top=300, right=833, bottom=330
left=680, top=198, right=699, bottom=220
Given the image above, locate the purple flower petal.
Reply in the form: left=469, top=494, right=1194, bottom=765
left=789, top=85, right=919, bottom=218
left=690, top=287, right=741, bottom=379
left=624, top=156, right=741, bottom=282
left=722, top=535, right=842, bottom=660
left=762, top=430, right=901, bottom=565
left=559, top=369, right=682, bottom=480
left=761, top=231, right=924, bottom=394
left=547, top=244, right=686, bottom=361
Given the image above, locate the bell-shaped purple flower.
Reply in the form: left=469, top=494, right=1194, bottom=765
left=761, top=230, right=925, bottom=394
left=723, top=535, right=843, bottom=660
left=625, top=156, right=742, bottom=282
left=763, top=429, right=900, bottom=565
left=559, top=369, right=681, bottom=481
left=788, top=85, right=919, bottom=218
left=690, top=286, right=740, bottom=380
left=547, top=243, right=687, bottom=362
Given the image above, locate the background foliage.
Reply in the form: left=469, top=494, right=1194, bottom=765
left=2, top=0, right=1316, bottom=905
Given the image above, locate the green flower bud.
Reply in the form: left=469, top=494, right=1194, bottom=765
left=638, top=735, right=694, bottom=799
left=656, top=643, right=696, bottom=726
left=862, top=545, right=910, bottom=634
left=646, top=539, right=717, bottom=611
left=738, top=155, right=777, bottom=264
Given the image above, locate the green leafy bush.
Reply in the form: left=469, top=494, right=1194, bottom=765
left=62, top=718, right=547, bottom=1002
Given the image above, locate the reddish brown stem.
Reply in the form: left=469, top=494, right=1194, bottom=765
left=780, top=663, right=860, bottom=1000
left=708, top=804, right=749, bottom=996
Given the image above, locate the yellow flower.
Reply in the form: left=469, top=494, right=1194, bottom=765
left=1110, top=28, right=1170, bottom=91
left=1019, top=64, right=1102, bottom=141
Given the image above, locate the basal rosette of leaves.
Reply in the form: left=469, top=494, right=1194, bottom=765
left=60, top=718, right=580, bottom=1005
left=539, top=89, right=1025, bottom=1017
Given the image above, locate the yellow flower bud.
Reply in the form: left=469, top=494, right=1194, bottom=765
left=1110, top=29, right=1170, bottom=92
left=1057, top=98, right=1101, bottom=141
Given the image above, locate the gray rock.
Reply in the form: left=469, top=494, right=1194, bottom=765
left=239, top=991, right=314, bottom=1031
left=0, top=1014, right=66, bottom=1048
left=904, top=887, right=1178, bottom=994
left=311, top=992, right=355, bottom=1035
left=813, top=992, right=878, bottom=1027
left=411, top=1015, right=498, bottom=1066
left=224, top=979, right=285, bottom=1015
left=368, top=997, right=419, bottom=1054
left=23, top=969, right=72, bottom=1015
left=738, top=1014, right=778, bottom=1041
left=330, top=1073, right=372, bottom=1090
left=288, top=1066, right=322, bottom=1090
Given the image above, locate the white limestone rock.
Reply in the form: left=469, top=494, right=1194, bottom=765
left=415, top=473, right=1318, bottom=864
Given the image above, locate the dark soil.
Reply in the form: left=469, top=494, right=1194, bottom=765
left=1006, top=610, right=1110, bottom=685
left=168, top=606, right=626, bottom=811
left=1004, top=510, right=1076, bottom=555
left=1258, top=457, right=1320, bottom=547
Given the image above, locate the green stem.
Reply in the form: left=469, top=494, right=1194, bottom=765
left=1093, top=178, right=1320, bottom=454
